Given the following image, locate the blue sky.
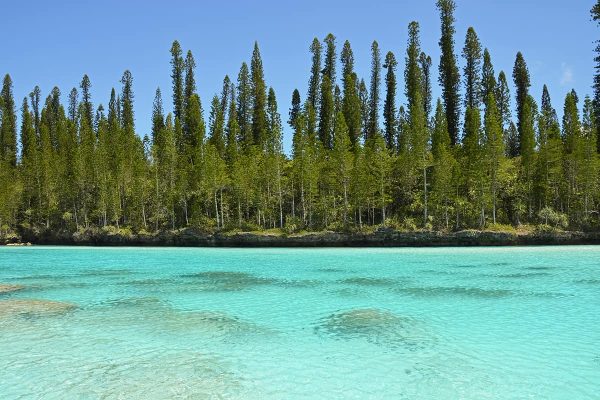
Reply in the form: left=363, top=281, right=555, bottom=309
left=2, top=0, right=596, bottom=152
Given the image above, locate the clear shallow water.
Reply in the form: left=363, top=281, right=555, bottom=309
left=0, top=246, right=599, bottom=399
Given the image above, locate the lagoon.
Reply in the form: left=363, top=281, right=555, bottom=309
left=0, top=246, right=599, bottom=399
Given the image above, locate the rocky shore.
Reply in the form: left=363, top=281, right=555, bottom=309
left=2, top=227, right=600, bottom=247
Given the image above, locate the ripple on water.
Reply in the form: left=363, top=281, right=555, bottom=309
left=120, top=278, right=175, bottom=287
left=179, top=271, right=278, bottom=292
left=0, top=284, right=25, bottom=294
left=575, top=279, right=600, bottom=285
left=98, top=296, right=171, bottom=310
left=314, top=308, right=433, bottom=350
left=339, top=277, right=400, bottom=287
left=164, top=311, right=268, bottom=337
left=0, top=299, right=76, bottom=320
left=90, top=296, right=267, bottom=339
left=525, top=266, right=553, bottom=271
left=496, top=272, right=552, bottom=279
left=315, top=267, right=347, bottom=273
left=21, top=350, right=248, bottom=399
left=396, top=286, right=515, bottom=299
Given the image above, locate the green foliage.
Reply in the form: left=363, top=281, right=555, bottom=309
left=436, top=0, right=461, bottom=146
left=3, top=16, right=600, bottom=237
left=538, top=207, right=568, bottom=229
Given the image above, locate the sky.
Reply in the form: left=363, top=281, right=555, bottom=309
left=2, top=0, right=596, bottom=152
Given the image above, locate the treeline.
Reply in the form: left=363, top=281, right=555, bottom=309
left=1, top=0, right=600, bottom=235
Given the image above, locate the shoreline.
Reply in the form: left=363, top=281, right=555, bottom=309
left=2, top=228, right=600, bottom=247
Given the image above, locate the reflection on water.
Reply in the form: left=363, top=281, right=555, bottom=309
left=0, top=246, right=599, bottom=399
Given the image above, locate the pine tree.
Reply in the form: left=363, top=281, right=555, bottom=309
left=251, top=42, right=267, bottom=147
left=183, top=50, right=197, bottom=144
left=383, top=51, right=398, bottom=150
left=431, top=99, right=456, bottom=229
left=307, top=38, right=322, bottom=111
left=341, top=40, right=354, bottom=85
left=580, top=96, right=598, bottom=218
left=68, top=88, right=78, bottom=122
left=170, top=41, right=185, bottom=121
left=289, top=89, right=301, bottom=128
left=29, top=86, right=41, bottom=139
left=318, top=75, right=334, bottom=149
left=208, top=95, right=225, bottom=156
left=367, top=41, right=381, bottom=139
left=236, top=62, right=252, bottom=148
left=513, top=52, right=531, bottom=156
left=462, top=105, right=485, bottom=226
left=365, top=133, right=392, bottom=225
left=78, top=76, right=97, bottom=227
left=19, top=97, right=38, bottom=221
left=323, top=33, right=336, bottom=84
left=184, top=94, right=205, bottom=154
left=437, top=0, right=461, bottom=146
left=406, top=22, right=431, bottom=224
left=359, top=79, right=369, bottom=140
left=152, top=88, right=166, bottom=145
left=80, top=74, right=93, bottom=128
left=462, top=27, right=483, bottom=110
left=536, top=85, right=563, bottom=210
left=419, top=52, right=433, bottom=123
left=591, top=1, right=600, bottom=151
left=318, top=35, right=336, bottom=149
left=266, top=87, right=285, bottom=227
left=483, top=92, right=505, bottom=224
left=496, top=71, right=513, bottom=154
left=225, top=81, right=240, bottom=167
left=331, top=111, right=353, bottom=225
left=1, top=74, right=17, bottom=167
left=519, top=94, right=537, bottom=221
left=341, top=41, right=361, bottom=148
left=562, top=90, right=585, bottom=221
left=481, top=49, right=496, bottom=105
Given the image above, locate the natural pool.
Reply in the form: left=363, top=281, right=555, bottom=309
left=0, top=246, right=599, bottom=399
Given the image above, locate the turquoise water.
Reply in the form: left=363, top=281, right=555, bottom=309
left=0, top=246, right=599, bottom=399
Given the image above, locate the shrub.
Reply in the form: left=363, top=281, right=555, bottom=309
left=401, top=218, right=418, bottom=232
left=538, top=207, right=568, bottom=229
left=284, top=216, right=304, bottom=234
left=486, top=223, right=516, bottom=233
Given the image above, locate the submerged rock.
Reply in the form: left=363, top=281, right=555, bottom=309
left=180, top=271, right=277, bottom=291
left=397, top=286, right=515, bottom=298
left=340, top=277, right=399, bottom=287
left=0, top=284, right=25, bottom=294
left=169, top=311, right=266, bottom=336
left=0, top=299, right=76, bottom=318
left=314, top=308, right=432, bottom=350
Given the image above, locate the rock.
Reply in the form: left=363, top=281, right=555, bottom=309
left=12, top=226, right=600, bottom=247
left=0, top=284, right=24, bottom=294
left=314, top=308, right=433, bottom=350
left=0, top=299, right=76, bottom=318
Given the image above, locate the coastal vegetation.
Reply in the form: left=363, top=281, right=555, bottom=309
left=2, top=1, right=600, bottom=241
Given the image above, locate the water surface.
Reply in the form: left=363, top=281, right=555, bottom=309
left=0, top=246, right=599, bottom=399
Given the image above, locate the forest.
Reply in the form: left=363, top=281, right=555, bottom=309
left=1, top=0, right=600, bottom=238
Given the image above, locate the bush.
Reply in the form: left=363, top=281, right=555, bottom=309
left=189, top=215, right=217, bottom=232
left=239, top=221, right=262, bottom=232
left=538, top=207, right=568, bottom=229
left=401, top=218, right=418, bottom=232
left=284, top=216, right=304, bottom=234
left=486, top=223, right=516, bottom=233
